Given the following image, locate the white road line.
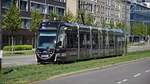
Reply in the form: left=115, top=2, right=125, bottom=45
left=122, top=79, right=128, bottom=82
left=133, top=73, right=141, bottom=78
left=117, top=81, right=122, bottom=84
left=116, top=79, right=128, bottom=84
left=145, top=70, right=150, bottom=73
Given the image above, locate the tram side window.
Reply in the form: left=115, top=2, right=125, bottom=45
left=66, top=30, right=78, bottom=48
left=109, top=32, right=114, bottom=48
left=80, top=32, right=86, bottom=48
left=86, top=33, right=90, bottom=48
left=99, top=31, right=103, bottom=49
left=102, top=31, right=106, bottom=49
left=92, top=32, right=98, bottom=49
left=117, top=34, right=122, bottom=47
left=80, top=31, right=91, bottom=48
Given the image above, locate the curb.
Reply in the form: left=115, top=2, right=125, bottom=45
left=32, top=57, right=150, bottom=84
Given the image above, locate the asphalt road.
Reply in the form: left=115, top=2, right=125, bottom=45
left=2, top=44, right=150, bottom=68
left=2, top=55, right=36, bottom=68
left=37, top=58, right=150, bottom=84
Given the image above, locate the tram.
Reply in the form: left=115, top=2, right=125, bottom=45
left=36, top=21, right=125, bottom=63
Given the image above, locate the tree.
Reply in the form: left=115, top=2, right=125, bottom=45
left=84, top=13, right=95, bottom=25
left=147, top=24, right=150, bottom=35
left=101, top=20, right=107, bottom=28
left=49, top=11, right=58, bottom=21
left=116, top=22, right=126, bottom=31
left=2, top=1, right=22, bottom=54
left=131, top=22, right=146, bottom=36
left=30, top=10, right=42, bottom=48
left=76, top=11, right=83, bottom=24
left=62, top=10, right=76, bottom=22
left=109, top=20, right=115, bottom=29
left=116, top=22, right=123, bottom=28
left=76, top=11, right=95, bottom=25
left=131, top=22, right=146, bottom=42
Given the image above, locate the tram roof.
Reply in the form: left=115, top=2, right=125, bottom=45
left=40, top=21, right=124, bottom=33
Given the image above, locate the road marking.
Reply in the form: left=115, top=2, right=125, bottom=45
left=116, top=79, right=128, bottom=84
left=133, top=73, right=141, bottom=78
left=145, top=70, right=150, bottom=73
left=122, top=79, right=128, bottom=82
left=117, top=81, right=122, bottom=84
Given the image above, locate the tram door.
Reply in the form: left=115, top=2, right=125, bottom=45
left=79, top=28, right=91, bottom=60
left=92, top=29, right=99, bottom=58
left=98, top=30, right=103, bottom=57
left=65, top=27, right=78, bottom=61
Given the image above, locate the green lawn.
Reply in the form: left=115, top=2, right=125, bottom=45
left=1, top=50, right=150, bottom=84
left=3, top=50, right=34, bottom=57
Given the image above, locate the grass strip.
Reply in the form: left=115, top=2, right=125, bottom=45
left=1, top=50, right=150, bottom=84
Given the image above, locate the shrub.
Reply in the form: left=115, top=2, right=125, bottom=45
left=3, top=45, right=32, bottom=51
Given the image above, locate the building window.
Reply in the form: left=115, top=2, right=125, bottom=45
left=55, top=0, right=66, bottom=3
left=20, top=0, right=28, bottom=11
left=22, top=19, right=30, bottom=29
left=56, top=8, right=64, bottom=16
left=2, top=0, right=12, bottom=8
left=31, top=2, right=46, bottom=14
left=48, top=6, right=54, bottom=14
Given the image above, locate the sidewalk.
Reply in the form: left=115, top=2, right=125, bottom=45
left=2, top=55, right=36, bottom=68
left=128, top=43, right=150, bottom=53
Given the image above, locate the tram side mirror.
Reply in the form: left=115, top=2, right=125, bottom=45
left=56, top=41, right=62, bottom=47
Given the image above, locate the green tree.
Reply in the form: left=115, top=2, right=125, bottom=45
left=30, top=10, right=42, bottom=48
left=116, top=22, right=126, bottom=31
left=147, top=24, right=150, bottom=35
left=76, top=11, right=94, bottom=25
left=101, top=20, right=107, bottom=28
left=2, top=1, right=22, bottom=54
left=109, top=20, right=115, bottom=29
left=49, top=11, right=58, bottom=21
left=76, top=11, right=83, bottom=23
left=116, top=22, right=123, bottom=28
left=62, top=10, right=76, bottom=22
left=131, top=22, right=146, bottom=36
left=84, top=13, right=94, bottom=25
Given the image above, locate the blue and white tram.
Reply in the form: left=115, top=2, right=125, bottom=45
left=36, top=21, right=125, bottom=63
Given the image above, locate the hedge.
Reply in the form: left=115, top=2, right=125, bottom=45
left=3, top=45, right=32, bottom=51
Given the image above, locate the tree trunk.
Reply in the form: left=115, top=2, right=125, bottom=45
left=34, top=33, right=37, bottom=49
left=148, top=35, right=150, bottom=45
left=32, top=37, right=34, bottom=49
left=11, top=35, right=14, bottom=55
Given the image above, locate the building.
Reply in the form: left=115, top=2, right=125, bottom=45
left=0, top=0, right=66, bottom=46
left=136, top=0, right=150, bottom=2
left=95, top=0, right=130, bottom=28
left=66, top=0, right=78, bottom=16
left=130, top=1, right=150, bottom=41
left=66, top=0, right=130, bottom=27
left=130, top=1, right=150, bottom=26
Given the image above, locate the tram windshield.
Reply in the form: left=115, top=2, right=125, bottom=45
left=38, top=31, right=57, bottom=49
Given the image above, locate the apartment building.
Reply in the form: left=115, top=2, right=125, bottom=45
left=0, top=0, right=66, bottom=46
left=66, top=0, right=78, bottom=16
left=95, top=0, right=130, bottom=27
left=75, top=0, right=130, bottom=28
